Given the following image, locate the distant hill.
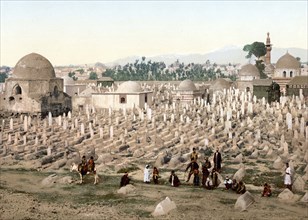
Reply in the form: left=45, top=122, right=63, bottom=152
left=106, top=46, right=308, bottom=66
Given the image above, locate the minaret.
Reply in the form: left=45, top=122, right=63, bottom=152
left=265, top=32, right=272, bottom=65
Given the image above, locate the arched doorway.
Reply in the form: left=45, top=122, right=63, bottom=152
left=53, top=86, right=59, bottom=96
left=14, top=85, right=22, bottom=95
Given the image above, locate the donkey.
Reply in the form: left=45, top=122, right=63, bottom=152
left=70, top=162, right=99, bottom=184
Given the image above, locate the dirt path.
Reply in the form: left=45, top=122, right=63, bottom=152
left=0, top=167, right=307, bottom=220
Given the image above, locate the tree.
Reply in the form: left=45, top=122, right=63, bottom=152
left=243, top=42, right=267, bottom=59
left=89, top=72, right=98, bottom=80
left=243, top=41, right=267, bottom=79
left=255, top=60, right=267, bottom=79
left=68, top=72, right=78, bottom=81
left=0, top=73, right=8, bottom=83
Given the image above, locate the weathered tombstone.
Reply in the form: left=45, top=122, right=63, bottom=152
left=278, top=188, right=295, bottom=201
left=234, top=191, right=255, bottom=211
left=233, top=166, right=245, bottom=182
left=152, top=197, right=176, bottom=217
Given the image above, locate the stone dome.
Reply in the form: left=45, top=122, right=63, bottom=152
left=276, top=52, right=300, bottom=69
left=239, top=64, right=260, bottom=77
left=178, top=79, right=197, bottom=91
left=116, top=81, right=142, bottom=93
left=12, top=53, right=56, bottom=79
left=212, top=78, right=232, bottom=90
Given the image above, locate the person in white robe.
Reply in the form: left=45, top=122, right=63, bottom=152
left=284, top=163, right=292, bottom=191
left=144, top=165, right=151, bottom=183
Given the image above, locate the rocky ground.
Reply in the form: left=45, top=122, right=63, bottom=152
left=1, top=87, right=308, bottom=219
left=0, top=161, right=307, bottom=220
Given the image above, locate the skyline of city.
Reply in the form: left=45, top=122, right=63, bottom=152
left=1, top=1, right=307, bottom=66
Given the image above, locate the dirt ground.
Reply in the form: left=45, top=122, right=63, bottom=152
left=0, top=163, right=307, bottom=220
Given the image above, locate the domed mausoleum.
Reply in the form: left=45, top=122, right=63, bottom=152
left=172, top=79, right=203, bottom=103
left=236, top=64, right=260, bottom=92
left=0, top=53, right=71, bottom=117
left=273, top=52, right=301, bottom=93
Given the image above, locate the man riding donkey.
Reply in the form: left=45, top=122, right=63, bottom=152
left=78, top=155, right=96, bottom=174
left=72, top=155, right=98, bottom=184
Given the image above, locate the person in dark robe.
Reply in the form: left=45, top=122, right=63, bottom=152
left=120, top=172, right=130, bottom=187
left=78, top=155, right=88, bottom=176
left=185, top=161, right=199, bottom=182
left=169, top=170, right=180, bottom=187
left=193, top=168, right=200, bottom=186
left=231, top=179, right=239, bottom=192
left=202, top=157, right=211, bottom=186
left=153, top=167, right=159, bottom=184
left=261, top=183, right=272, bottom=197
left=237, top=181, right=246, bottom=194
left=213, top=149, right=222, bottom=172
left=211, top=168, right=219, bottom=188
left=87, top=156, right=95, bottom=172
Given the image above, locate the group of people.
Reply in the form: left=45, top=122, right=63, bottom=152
left=223, top=176, right=246, bottom=194
left=144, top=165, right=160, bottom=184
left=117, top=149, right=292, bottom=197
left=183, top=148, right=222, bottom=189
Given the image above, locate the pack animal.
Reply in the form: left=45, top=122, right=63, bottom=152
left=70, top=162, right=99, bottom=184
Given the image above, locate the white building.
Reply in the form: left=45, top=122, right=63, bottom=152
left=172, top=79, right=202, bottom=103
left=92, top=81, right=153, bottom=110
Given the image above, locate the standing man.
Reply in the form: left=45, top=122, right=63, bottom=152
left=185, top=160, right=199, bottom=183
left=284, top=163, right=292, bottom=191
left=202, top=157, right=211, bottom=186
left=190, top=148, right=198, bottom=162
left=213, top=149, right=222, bottom=172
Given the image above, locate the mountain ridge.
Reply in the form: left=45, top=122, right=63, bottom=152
left=105, top=46, right=307, bottom=67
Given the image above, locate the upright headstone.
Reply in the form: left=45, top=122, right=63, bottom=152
left=48, top=112, right=52, bottom=127
left=10, top=118, right=13, bottom=131
left=24, top=116, right=28, bottom=132
left=110, top=126, right=113, bottom=139
left=99, top=127, right=104, bottom=138
left=80, top=123, right=85, bottom=135
left=286, top=112, right=292, bottom=130
left=47, top=145, right=52, bottom=156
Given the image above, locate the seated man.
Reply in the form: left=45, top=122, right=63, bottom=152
left=262, top=183, right=272, bottom=197
left=87, top=156, right=95, bottom=173
left=237, top=181, right=246, bottom=194
left=231, top=179, right=239, bottom=192
left=224, top=176, right=232, bottom=190
left=169, top=170, right=180, bottom=187
left=205, top=176, right=214, bottom=190
left=120, top=172, right=131, bottom=187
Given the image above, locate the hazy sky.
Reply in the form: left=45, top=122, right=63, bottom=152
left=1, top=1, right=307, bottom=66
